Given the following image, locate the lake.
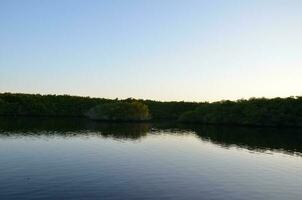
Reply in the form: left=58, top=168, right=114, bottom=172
left=0, top=117, right=302, bottom=200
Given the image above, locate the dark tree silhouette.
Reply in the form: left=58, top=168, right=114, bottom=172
left=0, top=93, right=302, bottom=127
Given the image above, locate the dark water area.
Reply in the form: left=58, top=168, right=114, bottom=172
left=0, top=117, right=302, bottom=200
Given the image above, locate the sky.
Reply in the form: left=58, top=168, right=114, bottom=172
left=0, top=0, right=301, bottom=102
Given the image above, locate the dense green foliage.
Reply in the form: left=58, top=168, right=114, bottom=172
left=143, top=100, right=199, bottom=120
left=0, top=93, right=302, bottom=127
left=0, top=93, right=112, bottom=117
left=0, top=93, right=198, bottom=120
left=86, top=101, right=150, bottom=121
left=179, top=97, right=302, bottom=127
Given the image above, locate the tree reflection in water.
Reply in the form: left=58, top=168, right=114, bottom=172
left=0, top=117, right=302, bottom=156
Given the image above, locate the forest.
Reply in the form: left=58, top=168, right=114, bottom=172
left=0, top=93, right=301, bottom=127
left=179, top=97, right=302, bottom=127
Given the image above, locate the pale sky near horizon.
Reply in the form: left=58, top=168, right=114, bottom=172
left=0, top=0, right=301, bottom=102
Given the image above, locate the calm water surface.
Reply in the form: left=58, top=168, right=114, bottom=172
left=0, top=118, right=302, bottom=200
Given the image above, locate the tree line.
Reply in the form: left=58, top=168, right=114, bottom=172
left=0, top=93, right=301, bottom=127
left=179, top=97, right=302, bottom=127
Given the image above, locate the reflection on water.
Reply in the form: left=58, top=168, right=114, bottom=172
left=1, top=117, right=302, bottom=156
left=1, top=117, right=302, bottom=200
left=0, top=117, right=151, bottom=140
left=173, top=124, right=302, bottom=156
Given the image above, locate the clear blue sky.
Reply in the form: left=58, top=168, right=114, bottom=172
left=1, top=0, right=301, bottom=101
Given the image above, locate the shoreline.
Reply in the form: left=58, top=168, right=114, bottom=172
left=1, top=115, right=301, bottom=129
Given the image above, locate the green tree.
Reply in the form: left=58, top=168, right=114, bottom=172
left=85, top=101, right=150, bottom=121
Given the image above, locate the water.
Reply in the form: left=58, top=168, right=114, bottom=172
left=0, top=118, right=302, bottom=200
